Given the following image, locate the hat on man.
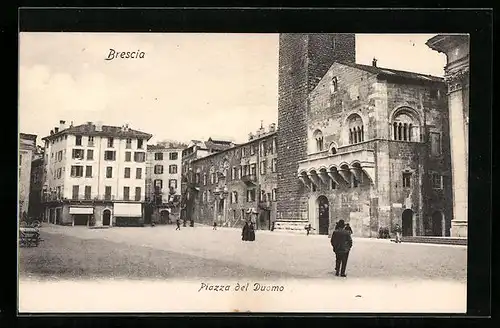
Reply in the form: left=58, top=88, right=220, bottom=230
left=337, top=219, right=345, bottom=228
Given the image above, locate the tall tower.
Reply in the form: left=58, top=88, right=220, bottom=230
left=276, top=33, right=355, bottom=222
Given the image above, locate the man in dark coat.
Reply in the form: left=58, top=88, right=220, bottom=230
left=242, top=221, right=250, bottom=241
left=330, top=219, right=353, bottom=277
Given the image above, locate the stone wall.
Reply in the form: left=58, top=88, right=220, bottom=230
left=276, top=34, right=356, bottom=222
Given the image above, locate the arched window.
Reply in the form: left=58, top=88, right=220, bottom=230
left=347, top=114, right=364, bottom=145
left=313, top=129, right=324, bottom=152
left=329, top=142, right=338, bottom=155
left=392, top=109, right=420, bottom=142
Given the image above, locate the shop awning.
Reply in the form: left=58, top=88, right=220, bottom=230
left=69, top=207, right=94, bottom=215
left=114, top=203, right=142, bottom=217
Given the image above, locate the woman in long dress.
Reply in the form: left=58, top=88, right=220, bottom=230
left=242, top=221, right=249, bottom=241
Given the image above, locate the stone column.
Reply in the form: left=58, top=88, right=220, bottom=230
left=446, top=68, right=469, bottom=237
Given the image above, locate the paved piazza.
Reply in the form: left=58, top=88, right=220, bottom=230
left=19, top=224, right=467, bottom=313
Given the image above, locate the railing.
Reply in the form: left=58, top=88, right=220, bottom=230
left=241, top=174, right=257, bottom=183
left=43, top=194, right=144, bottom=202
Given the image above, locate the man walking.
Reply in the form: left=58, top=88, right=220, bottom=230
left=394, top=223, right=402, bottom=243
left=330, top=219, right=353, bottom=277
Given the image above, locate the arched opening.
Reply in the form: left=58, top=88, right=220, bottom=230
left=431, top=211, right=444, bottom=236
left=329, top=142, right=338, bottom=155
left=392, top=109, right=421, bottom=141
left=313, top=129, right=324, bottom=152
left=160, top=209, right=170, bottom=224
left=102, top=209, right=111, bottom=226
left=317, top=195, right=330, bottom=235
left=347, top=114, right=364, bottom=144
left=402, top=209, right=413, bottom=236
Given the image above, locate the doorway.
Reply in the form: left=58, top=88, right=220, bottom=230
left=259, top=209, right=271, bottom=230
left=160, top=210, right=170, bottom=224
left=102, top=209, right=111, bottom=226
left=317, top=195, right=330, bottom=235
left=402, top=209, right=413, bottom=237
left=431, top=211, right=444, bottom=236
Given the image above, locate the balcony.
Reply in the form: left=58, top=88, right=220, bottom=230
left=43, top=194, right=144, bottom=203
left=297, top=141, right=376, bottom=189
left=241, top=174, right=257, bottom=186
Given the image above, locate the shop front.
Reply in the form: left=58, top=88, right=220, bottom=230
left=113, top=203, right=144, bottom=227
left=69, top=206, right=94, bottom=226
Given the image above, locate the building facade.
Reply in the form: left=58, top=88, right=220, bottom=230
left=145, top=143, right=184, bottom=224
left=275, top=33, right=453, bottom=237
left=180, top=138, right=235, bottom=222
left=41, top=120, right=152, bottom=227
left=189, top=124, right=278, bottom=229
left=28, top=146, right=45, bottom=220
left=19, top=133, right=37, bottom=220
left=426, top=34, right=470, bottom=238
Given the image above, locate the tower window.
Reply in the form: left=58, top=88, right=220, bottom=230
left=402, top=172, right=412, bottom=188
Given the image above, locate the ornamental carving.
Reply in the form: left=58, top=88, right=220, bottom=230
left=444, top=66, right=469, bottom=93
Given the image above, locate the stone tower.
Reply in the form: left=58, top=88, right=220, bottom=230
left=276, top=34, right=356, bottom=222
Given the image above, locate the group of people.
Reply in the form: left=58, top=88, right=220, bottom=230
left=330, top=219, right=353, bottom=277
left=241, top=221, right=256, bottom=241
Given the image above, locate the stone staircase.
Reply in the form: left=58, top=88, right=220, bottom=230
left=273, top=220, right=309, bottom=235
left=400, top=236, right=467, bottom=246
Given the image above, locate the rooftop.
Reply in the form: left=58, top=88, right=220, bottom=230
left=338, top=61, right=445, bottom=83
left=42, top=122, right=153, bottom=141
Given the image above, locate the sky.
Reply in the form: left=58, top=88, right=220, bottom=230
left=19, top=33, right=446, bottom=145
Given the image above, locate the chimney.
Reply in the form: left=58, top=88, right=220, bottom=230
left=70, top=121, right=74, bottom=127
left=59, top=120, right=67, bottom=131
left=269, top=123, right=276, bottom=132
left=50, top=130, right=54, bottom=135
left=125, top=123, right=129, bottom=131
left=95, top=121, right=103, bottom=132
left=248, top=132, right=254, bottom=141
left=54, top=127, right=59, bottom=133
left=372, top=57, right=378, bottom=67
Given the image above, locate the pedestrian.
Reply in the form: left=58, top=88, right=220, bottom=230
left=394, top=223, right=402, bottom=243
left=242, top=221, right=250, bottom=241
left=330, top=219, right=353, bottom=277
left=345, top=223, right=353, bottom=235
left=213, top=221, right=217, bottom=230
left=176, top=218, right=181, bottom=231
left=248, top=222, right=256, bottom=241
left=305, top=223, right=315, bottom=236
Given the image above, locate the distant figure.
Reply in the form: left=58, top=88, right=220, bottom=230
left=270, top=221, right=275, bottom=231
left=213, top=221, right=217, bottom=230
left=345, top=223, right=353, bottom=235
left=183, top=219, right=187, bottom=227
left=248, top=222, right=256, bottom=241
left=176, top=218, right=181, bottom=231
left=190, top=219, right=194, bottom=227
left=242, top=221, right=250, bottom=241
left=305, top=223, right=315, bottom=236
left=330, top=219, right=353, bottom=277
left=394, top=224, right=402, bottom=243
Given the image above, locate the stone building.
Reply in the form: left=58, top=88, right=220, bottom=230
left=188, top=124, right=278, bottom=229
left=41, top=120, right=152, bottom=227
left=275, top=33, right=453, bottom=238
left=180, top=138, right=235, bottom=222
left=145, top=142, right=185, bottom=224
left=19, top=133, right=37, bottom=220
left=426, top=34, right=469, bottom=238
left=28, top=146, right=45, bottom=219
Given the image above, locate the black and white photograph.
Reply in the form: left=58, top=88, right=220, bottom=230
left=18, top=16, right=474, bottom=313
